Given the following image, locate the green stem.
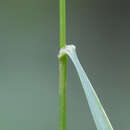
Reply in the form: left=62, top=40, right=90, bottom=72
left=59, top=56, right=67, bottom=130
left=60, top=0, right=66, bottom=48
left=59, top=0, right=67, bottom=130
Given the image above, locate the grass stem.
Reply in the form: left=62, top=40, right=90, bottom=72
left=59, top=0, right=67, bottom=130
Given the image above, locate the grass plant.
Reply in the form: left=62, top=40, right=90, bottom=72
left=59, top=0, right=113, bottom=130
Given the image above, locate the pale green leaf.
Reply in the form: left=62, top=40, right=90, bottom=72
left=59, top=45, right=113, bottom=130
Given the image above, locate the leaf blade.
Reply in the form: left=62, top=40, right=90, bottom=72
left=59, top=45, right=114, bottom=130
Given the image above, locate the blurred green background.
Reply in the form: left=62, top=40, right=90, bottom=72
left=0, top=0, right=130, bottom=129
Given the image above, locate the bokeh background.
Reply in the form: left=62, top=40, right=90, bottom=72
left=0, top=0, right=130, bottom=129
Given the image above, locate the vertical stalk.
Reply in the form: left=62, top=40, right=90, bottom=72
left=59, top=0, right=67, bottom=130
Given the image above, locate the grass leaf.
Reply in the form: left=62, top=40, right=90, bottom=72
left=59, top=45, right=113, bottom=130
